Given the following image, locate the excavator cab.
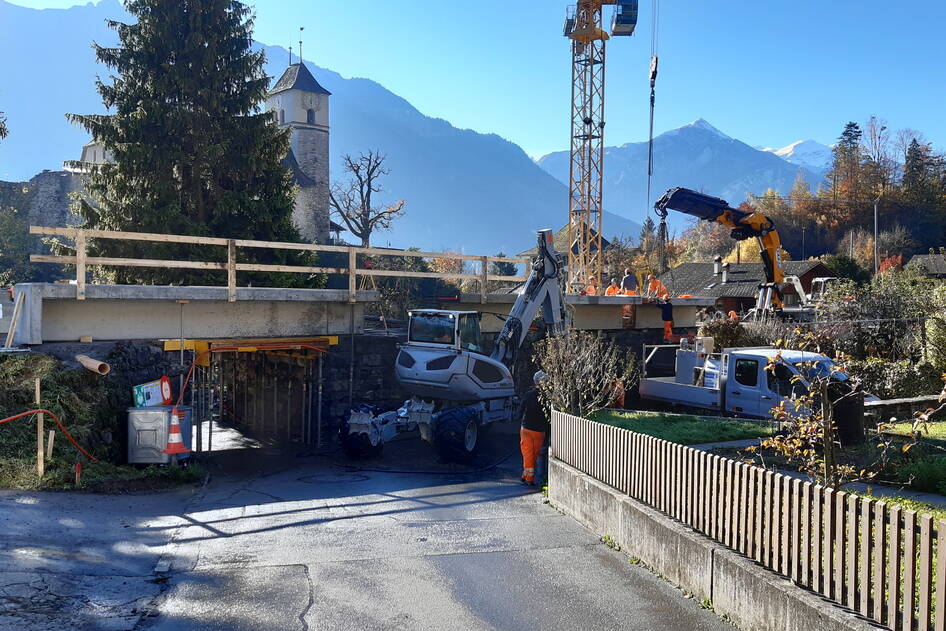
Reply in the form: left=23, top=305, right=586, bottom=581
left=405, top=310, right=484, bottom=354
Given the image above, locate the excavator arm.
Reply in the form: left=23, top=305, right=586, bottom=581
left=491, top=229, right=569, bottom=366
left=654, top=187, right=786, bottom=311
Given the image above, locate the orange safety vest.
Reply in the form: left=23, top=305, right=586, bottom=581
left=585, top=285, right=598, bottom=296
left=605, top=285, right=620, bottom=296
left=648, top=279, right=669, bottom=298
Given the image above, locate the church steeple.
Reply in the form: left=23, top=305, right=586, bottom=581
left=266, top=62, right=330, bottom=129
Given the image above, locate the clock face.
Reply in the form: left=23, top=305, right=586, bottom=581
left=302, top=93, right=317, bottom=109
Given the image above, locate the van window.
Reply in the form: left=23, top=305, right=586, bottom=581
left=767, top=363, right=804, bottom=397
left=734, top=359, right=758, bottom=387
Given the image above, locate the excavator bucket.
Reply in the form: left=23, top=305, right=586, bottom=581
left=654, top=187, right=736, bottom=222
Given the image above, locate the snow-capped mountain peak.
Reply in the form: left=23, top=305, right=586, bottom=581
left=686, top=118, right=731, bottom=139
left=763, top=139, right=833, bottom=173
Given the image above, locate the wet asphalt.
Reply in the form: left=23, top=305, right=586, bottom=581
left=0, top=422, right=734, bottom=630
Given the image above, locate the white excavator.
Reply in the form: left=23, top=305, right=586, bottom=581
left=340, top=229, right=569, bottom=462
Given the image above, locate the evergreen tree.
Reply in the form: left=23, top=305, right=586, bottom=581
left=638, top=216, right=656, bottom=247
left=903, top=138, right=928, bottom=194
left=829, top=122, right=864, bottom=201
left=67, top=0, right=305, bottom=285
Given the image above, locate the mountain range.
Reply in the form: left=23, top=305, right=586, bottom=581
left=1, top=0, right=832, bottom=253
left=536, top=120, right=831, bottom=234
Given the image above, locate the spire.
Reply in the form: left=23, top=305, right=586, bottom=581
left=270, top=62, right=331, bottom=96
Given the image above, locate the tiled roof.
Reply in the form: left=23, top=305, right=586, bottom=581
left=659, top=260, right=831, bottom=298
left=270, top=63, right=331, bottom=96
left=908, top=254, right=946, bottom=275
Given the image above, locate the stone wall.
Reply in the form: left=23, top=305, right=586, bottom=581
left=292, top=127, right=330, bottom=243
left=0, top=170, right=83, bottom=253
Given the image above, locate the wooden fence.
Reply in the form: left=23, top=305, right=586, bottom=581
left=551, top=410, right=946, bottom=630
left=28, top=226, right=529, bottom=303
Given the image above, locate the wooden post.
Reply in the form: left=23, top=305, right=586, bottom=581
left=480, top=256, right=489, bottom=304
left=34, top=378, right=44, bottom=477
left=348, top=248, right=357, bottom=304
left=4, top=291, right=25, bottom=348
left=227, top=239, right=237, bottom=303
left=75, top=230, right=87, bottom=300
left=46, top=430, right=55, bottom=460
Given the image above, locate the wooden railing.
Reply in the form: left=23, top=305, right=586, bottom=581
left=28, top=226, right=529, bottom=303
left=551, top=410, right=946, bottom=630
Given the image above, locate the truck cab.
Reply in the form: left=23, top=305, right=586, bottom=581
left=639, top=341, right=862, bottom=419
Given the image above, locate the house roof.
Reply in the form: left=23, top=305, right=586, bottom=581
left=517, top=224, right=612, bottom=258
left=270, top=63, right=331, bottom=96
left=908, top=254, right=946, bottom=276
left=658, top=260, right=831, bottom=299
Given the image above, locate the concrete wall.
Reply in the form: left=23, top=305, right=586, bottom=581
left=13, top=284, right=377, bottom=345
left=549, top=458, right=875, bottom=631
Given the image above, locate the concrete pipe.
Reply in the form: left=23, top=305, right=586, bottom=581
left=75, top=354, right=111, bottom=376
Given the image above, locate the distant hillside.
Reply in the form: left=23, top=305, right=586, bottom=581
left=537, top=119, right=824, bottom=233
left=0, top=0, right=640, bottom=255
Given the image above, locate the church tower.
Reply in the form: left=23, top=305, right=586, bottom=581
left=266, top=62, right=331, bottom=243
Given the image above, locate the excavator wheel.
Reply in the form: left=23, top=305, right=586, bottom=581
left=433, top=407, right=479, bottom=464
left=339, top=422, right=383, bottom=459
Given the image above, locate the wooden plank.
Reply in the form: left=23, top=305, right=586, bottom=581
left=769, top=473, right=779, bottom=569
left=847, top=494, right=858, bottom=610
left=356, top=244, right=528, bottom=264
left=919, top=514, right=933, bottom=631
left=235, top=263, right=348, bottom=274
left=791, top=478, right=801, bottom=583
left=836, top=491, right=847, bottom=606
left=860, top=497, right=872, bottom=617
left=762, top=471, right=772, bottom=567
left=33, top=254, right=227, bottom=271
left=30, top=225, right=231, bottom=246
left=823, top=488, right=834, bottom=598
left=725, top=459, right=734, bottom=548
left=3, top=291, right=25, bottom=348
left=935, top=519, right=946, bottom=631
left=813, top=484, right=823, bottom=594
left=740, top=464, right=750, bottom=556
left=890, top=506, right=903, bottom=630
left=755, top=467, right=765, bottom=562
left=348, top=248, right=357, bottom=304
left=227, top=239, right=236, bottom=303
left=874, top=502, right=887, bottom=624
left=781, top=475, right=791, bottom=576
left=75, top=231, right=86, bottom=300
left=361, top=268, right=482, bottom=280
left=906, top=510, right=918, bottom=631
left=801, top=482, right=811, bottom=589
left=480, top=256, right=488, bottom=304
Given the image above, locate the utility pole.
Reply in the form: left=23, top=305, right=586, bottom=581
left=873, top=192, right=881, bottom=274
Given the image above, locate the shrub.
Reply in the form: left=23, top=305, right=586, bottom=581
left=897, top=456, right=946, bottom=494
left=843, top=358, right=942, bottom=399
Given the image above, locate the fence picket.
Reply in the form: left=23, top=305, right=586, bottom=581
left=919, top=515, right=933, bottom=631
left=791, top=478, right=801, bottom=582
left=906, top=510, right=918, bottom=631
left=813, top=485, right=823, bottom=593
left=801, top=482, right=811, bottom=588
left=835, top=491, right=847, bottom=606
left=823, top=488, right=835, bottom=599
left=781, top=475, right=791, bottom=576
left=847, top=494, right=858, bottom=610
left=860, top=497, right=872, bottom=617
left=874, top=502, right=887, bottom=624
left=935, top=520, right=946, bottom=631
left=889, top=506, right=902, bottom=630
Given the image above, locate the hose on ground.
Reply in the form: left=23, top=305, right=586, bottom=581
left=0, top=409, right=99, bottom=462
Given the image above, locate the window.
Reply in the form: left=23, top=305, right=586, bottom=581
left=734, top=359, right=758, bottom=387
left=306, top=108, right=315, bottom=124
left=458, top=314, right=483, bottom=353
left=472, top=360, right=504, bottom=384
left=279, top=109, right=285, bottom=124
left=409, top=313, right=455, bottom=345
left=767, top=363, right=804, bottom=397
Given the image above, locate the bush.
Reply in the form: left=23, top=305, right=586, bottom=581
left=897, top=456, right=946, bottom=494
left=843, top=358, right=942, bottom=399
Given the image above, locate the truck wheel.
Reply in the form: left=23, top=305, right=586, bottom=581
left=434, top=407, right=479, bottom=464
left=339, top=423, right=383, bottom=459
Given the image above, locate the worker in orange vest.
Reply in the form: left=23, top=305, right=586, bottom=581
left=728, top=310, right=740, bottom=322
left=584, top=276, right=599, bottom=296
left=646, top=274, right=670, bottom=299
left=659, top=296, right=674, bottom=341
left=604, top=278, right=621, bottom=296
left=520, top=371, right=550, bottom=486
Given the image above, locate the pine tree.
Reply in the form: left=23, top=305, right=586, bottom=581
left=67, top=0, right=304, bottom=285
left=638, top=216, right=656, bottom=247
left=829, top=122, right=864, bottom=201
left=902, top=138, right=928, bottom=194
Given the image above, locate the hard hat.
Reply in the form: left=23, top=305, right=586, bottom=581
left=533, top=371, right=548, bottom=385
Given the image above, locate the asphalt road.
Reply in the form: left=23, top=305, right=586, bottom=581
left=0, top=423, right=734, bottom=630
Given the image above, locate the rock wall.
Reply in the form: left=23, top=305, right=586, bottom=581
left=0, top=170, right=83, bottom=242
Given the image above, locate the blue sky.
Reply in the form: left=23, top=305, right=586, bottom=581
left=11, top=0, right=946, bottom=157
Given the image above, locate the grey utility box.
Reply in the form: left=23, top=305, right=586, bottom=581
left=127, top=406, right=193, bottom=464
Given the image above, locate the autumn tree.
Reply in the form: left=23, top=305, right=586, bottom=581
left=330, top=151, right=406, bottom=247
left=67, top=0, right=304, bottom=285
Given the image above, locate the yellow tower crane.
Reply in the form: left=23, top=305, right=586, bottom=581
left=563, top=0, right=638, bottom=292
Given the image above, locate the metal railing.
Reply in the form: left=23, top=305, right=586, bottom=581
left=28, top=226, right=529, bottom=304
left=551, top=410, right=946, bottom=630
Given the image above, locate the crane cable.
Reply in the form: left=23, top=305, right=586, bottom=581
left=647, top=0, right=670, bottom=275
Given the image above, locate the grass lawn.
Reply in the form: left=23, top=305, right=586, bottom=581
left=591, top=410, right=774, bottom=446
left=884, top=421, right=946, bottom=443
left=0, top=458, right=206, bottom=493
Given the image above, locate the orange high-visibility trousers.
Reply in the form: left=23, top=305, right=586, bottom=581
left=520, top=427, right=546, bottom=483
left=663, top=320, right=674, bottom=340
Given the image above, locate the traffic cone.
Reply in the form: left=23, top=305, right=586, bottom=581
left=162, top=407, right=190, bottom=456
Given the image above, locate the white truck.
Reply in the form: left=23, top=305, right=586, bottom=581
left=638, top=338, right=870, bottom=419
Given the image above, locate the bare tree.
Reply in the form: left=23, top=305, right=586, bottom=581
left=329, top=151, right=405, bottom=247
left=895, top=128, right=924, bottom=166
left=0, top=112, right=7, bottom=141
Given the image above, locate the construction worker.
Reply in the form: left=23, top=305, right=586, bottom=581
left=520, top=371, right=550, bottom=486
left=604, top=278, right=621, bottom=296
left=728, top=310, right=740, bottom=322
left=620, top=268, right=638, bottom=295
left=584, top=276, right=599, bottom=296
left=660, top=295, right=674, bottom=341
left=646, top=274, right=670, bottom=300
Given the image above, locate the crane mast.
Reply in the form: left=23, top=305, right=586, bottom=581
left=563, top=0, right=638, bottom=291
